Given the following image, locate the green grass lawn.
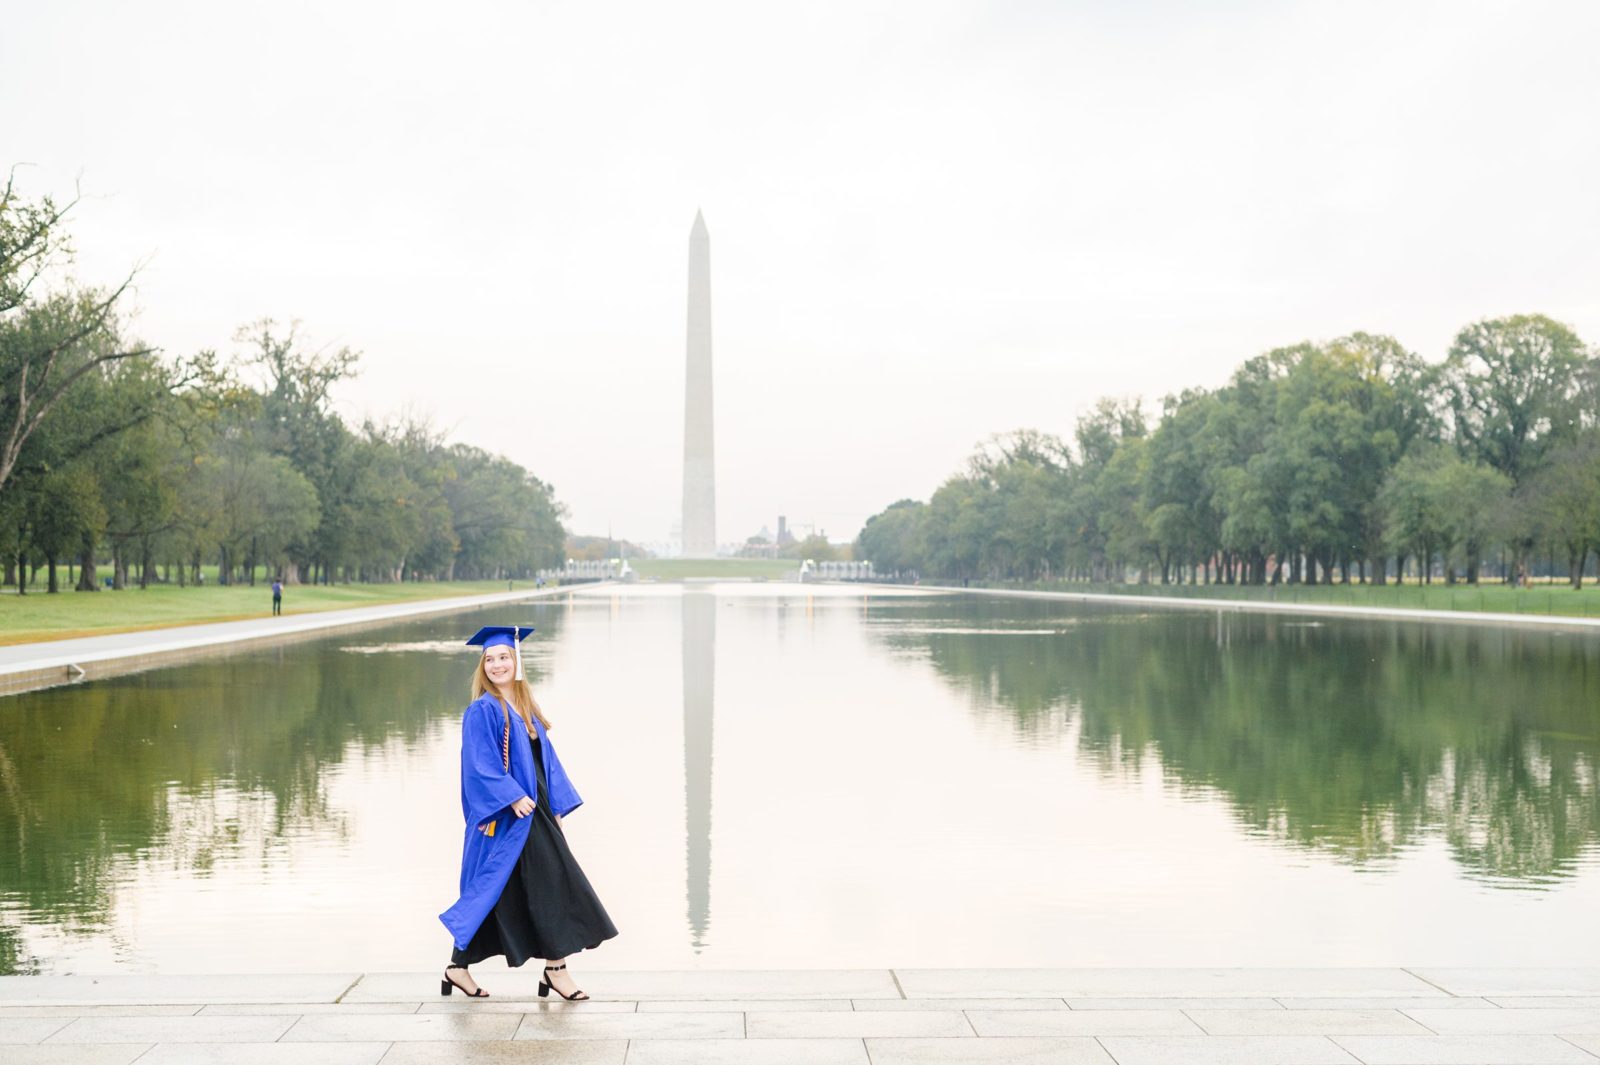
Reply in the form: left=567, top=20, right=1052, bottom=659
left=935, top=578, right=1600, bottom=618
left=0, top=580, right=529, bottom=645
left=628, top=558, right=799, bottom=580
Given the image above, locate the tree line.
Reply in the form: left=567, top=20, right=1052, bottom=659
left=0, top=173, right=565, bottom=593
left=858, top=320, right=1600, bottom=588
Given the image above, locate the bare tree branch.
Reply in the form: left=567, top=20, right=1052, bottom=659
left=0, top=267, right=155, bottom=489
left=0, top=167, right=80, bottom=318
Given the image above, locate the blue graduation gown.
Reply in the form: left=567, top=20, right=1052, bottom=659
left=438, top=693, right=584, bottom=949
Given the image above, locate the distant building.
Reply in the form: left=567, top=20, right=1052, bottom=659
left=738, top=516, right=810, bottom=559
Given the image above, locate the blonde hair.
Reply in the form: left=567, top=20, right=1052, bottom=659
left=472, top=654, right=553, bottom=733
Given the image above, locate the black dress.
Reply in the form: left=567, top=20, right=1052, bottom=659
left=451, top=733, right=618, bottom=966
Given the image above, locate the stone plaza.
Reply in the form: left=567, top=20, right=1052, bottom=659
left=4, top=968, right=1600, bottom=1063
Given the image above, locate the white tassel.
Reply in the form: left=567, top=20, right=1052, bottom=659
left=513, top=626, right=525, bottom=681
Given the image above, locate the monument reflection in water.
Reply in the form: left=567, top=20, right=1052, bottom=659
left=681, top=590, right=714, bottom=950
left=1, top=585, right=1599, bottom=973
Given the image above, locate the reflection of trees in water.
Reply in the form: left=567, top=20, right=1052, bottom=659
left=0, top=922, right=38, bottom=975
left=872, top=597, right=1600, bottom=884
left=0, top=608, right=565, bottom=970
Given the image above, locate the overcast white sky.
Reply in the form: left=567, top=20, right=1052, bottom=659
left=5, top=0, right=1598, bottom=546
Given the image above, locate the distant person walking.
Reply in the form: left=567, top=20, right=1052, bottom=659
left=438, top=625, right=617, bottom=1000
left=271, top=579, right=283, bottom=616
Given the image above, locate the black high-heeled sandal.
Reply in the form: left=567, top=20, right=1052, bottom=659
left=442, top=964, right=490, bottom=998
left=538, top=963, right=589, bottom=1001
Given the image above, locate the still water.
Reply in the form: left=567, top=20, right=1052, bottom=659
left=2, top=583, right=1599, bottom=974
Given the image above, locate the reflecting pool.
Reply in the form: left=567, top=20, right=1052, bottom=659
left=2, top=584, right=1598, bottom=973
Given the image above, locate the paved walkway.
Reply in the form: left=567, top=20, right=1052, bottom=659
left=3, top=969, right=1600, bottom=1063
left=0, top=586, right=583, bottom=695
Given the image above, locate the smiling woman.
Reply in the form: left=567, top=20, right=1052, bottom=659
left=437, top=624, right=617, bottom=1002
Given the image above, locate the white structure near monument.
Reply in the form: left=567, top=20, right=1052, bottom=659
left=681, top=211, right=717, bottom=557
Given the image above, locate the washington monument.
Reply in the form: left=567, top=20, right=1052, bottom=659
left=681, top=211, right=716, bottom=558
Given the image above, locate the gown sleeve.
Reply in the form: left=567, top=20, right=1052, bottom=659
left=539, top=725, right=585, bottom=818
left=461, top=700, right=530, bottom=827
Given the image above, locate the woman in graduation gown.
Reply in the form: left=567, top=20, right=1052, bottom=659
left=439, top=625, right=617, bottom=1000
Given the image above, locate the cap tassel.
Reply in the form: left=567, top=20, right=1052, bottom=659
left=513, top=626, right=525, bottom=682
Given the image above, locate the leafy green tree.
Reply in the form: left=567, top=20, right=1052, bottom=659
left=324, top=432, right=447, bottom=582
left=1378, top=445, right=1509, bottom=583
left=32, top=464, right=105, bottom=593
left=923, top=475, right=989, bottom=580
left=1380, top=447, right=1449, bottom=582
left=197, top=437, right=319, bottom=584
left=1203, top=349, right=1300, bottom=583
left=378, top=419, right=459, bottom=578
left=81, top=360, right=199, bottom=589
left=1443, top=314, right=1589, bottom=487
left=1213, top=461, right=1277, bottom=582
left=1142, top=390, right=1223, bottom=583
left=1434, top=455, right=1513, bottom=584
left=1317, top=333, right=1437, bottom=582
left=238, top=319, right=359, bottom=582
left=1232, top=336, right=1429, bottom=585
left=1001, top=460, right=1073, bottom=580
left=856, top=499, right=927, bottom=574
left=0, top=471, right=33, bottom=588
left=1063, top=400, right=1146, bottom=582
left=439, top=445, right=565, bottom=579
left=1099, top=435, right=1153, bottom=580
left=947, top=432, right=1076, bottom=581
left=1442, top=315, right=1592, bottom=584
left=1073, top=399, right=1145, bottom=468
left=789, top=533, right=840, bottom=562
left=1522, top=431, right=1600, bottom=588
left=99, top=418, right=178, bottom=589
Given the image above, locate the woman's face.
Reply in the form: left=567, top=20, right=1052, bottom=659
left=483, top=646, right=516, bottom=688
